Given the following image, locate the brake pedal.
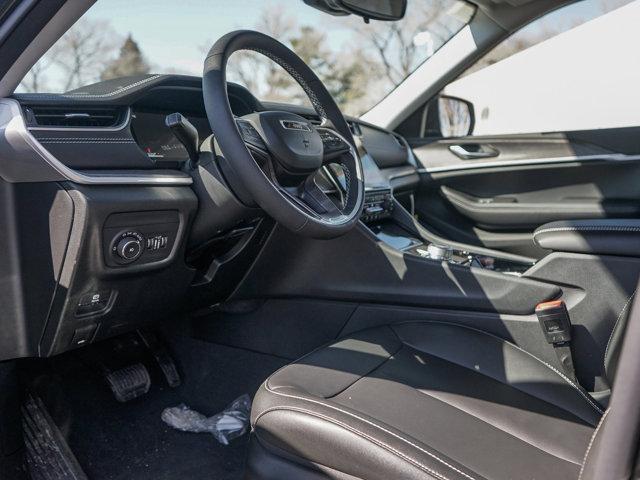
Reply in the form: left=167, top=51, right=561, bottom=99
left=105, top=363, right=150, bottom=403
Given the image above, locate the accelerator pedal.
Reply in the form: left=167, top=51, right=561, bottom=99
left=105, top=363, right=151, bottom=403
left=22, top=395, right=88, bottom=480
left=138, top=330, right=181, bottom=388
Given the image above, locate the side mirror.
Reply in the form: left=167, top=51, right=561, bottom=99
left=424, top=95, right=474, bottom=138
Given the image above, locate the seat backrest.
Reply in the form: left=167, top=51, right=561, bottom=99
left=580, top=289, right=640, bottom=480
left=604, top=290, right=637, bottom=385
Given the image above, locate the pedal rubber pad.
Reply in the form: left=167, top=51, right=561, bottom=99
left=105, top=363, right=151, bottom=402
left=22, top=394, right=88, bottom=480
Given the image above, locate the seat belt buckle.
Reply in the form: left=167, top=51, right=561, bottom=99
left=535, top=300, right=572, bottom=344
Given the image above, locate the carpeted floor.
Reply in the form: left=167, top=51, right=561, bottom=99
left=28, top=334, right=287, bottom=480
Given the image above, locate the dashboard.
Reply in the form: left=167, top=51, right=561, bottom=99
left=0, top=74, right=419, bottom=360
left=16, top=74, right=417, bottom=188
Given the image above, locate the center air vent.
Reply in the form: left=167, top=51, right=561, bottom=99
left=23, top=106, right=127, bottom=128
left=348, top=121, right=362, bottom=137
left=391, top=133, right=407, bottom=149
left=299, top=113, right=362, bottom=137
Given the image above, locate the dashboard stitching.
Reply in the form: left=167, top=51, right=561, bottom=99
left=35, top=137, right=133, bottom=140
left=18, top=75, right=162, bottom=100
left=38, top=140, right=136, bottom=144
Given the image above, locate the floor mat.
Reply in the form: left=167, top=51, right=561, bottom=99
left=29, top=335, right=287, bottom=480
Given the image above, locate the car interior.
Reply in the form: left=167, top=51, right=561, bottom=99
left=1, top=0, right=640, bottom=479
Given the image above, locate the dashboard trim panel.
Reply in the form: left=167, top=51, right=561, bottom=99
left=0, top=98, right=193, bottom=185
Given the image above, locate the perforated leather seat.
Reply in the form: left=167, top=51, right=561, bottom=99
left=246, top=322, right=607, bottom=480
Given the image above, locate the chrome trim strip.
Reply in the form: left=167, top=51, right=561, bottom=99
left=388, top=170, right=417, bottom=181
left=1, top=98, right=192, bottom=185
left=448, top=144, right=499, bottom=160
left=279, top=119, right=312, bottom=131
left=419, top=153, right=640, bottom=173
left=27, top=107, right=132, bottom=132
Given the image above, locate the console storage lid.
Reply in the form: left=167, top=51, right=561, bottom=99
left=533, top=219, right=640, bottom=256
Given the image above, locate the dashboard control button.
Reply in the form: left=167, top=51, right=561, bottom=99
left=110, top=231, right=145, bottom=263
left=76, top=290, right=112, bottom=316
left=70, top=324, right=97, bottom=348
left=116, top=237, right=142, bottom=260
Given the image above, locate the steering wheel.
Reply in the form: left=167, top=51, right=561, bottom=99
left=202, top=30, right=364, bottom=239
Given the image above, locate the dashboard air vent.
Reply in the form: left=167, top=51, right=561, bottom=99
left=298, top=113, right=362, bottom=137
left=391, top=133, right=407, bottom=149
left=348, top=121, right=362, bottom=137
left=23, top=106, right=127, bottom=128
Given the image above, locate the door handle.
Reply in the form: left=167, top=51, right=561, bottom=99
left=449, top=144, right=499, bottom=160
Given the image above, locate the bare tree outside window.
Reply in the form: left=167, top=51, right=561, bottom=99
left=19, top=18, right=120, bottom=93
left=346, top=0, right=466, bottom=87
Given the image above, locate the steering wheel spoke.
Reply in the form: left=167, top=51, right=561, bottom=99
left=236, top=118, right=269, bottom=157
left=317, top=127, right=351, bottom=164
left=300, top=177, right=344, bottom=217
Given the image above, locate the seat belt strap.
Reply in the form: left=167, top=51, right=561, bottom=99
left=535, top=300, right=579, bottom=384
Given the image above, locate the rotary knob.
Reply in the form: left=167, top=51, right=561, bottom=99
left=425, top=243, right=453, bottom=261
left=115, top=236, right=142, bottom=261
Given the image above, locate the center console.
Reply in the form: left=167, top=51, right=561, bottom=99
left=361, top=188, right=394, bottom=223
left=358, top=148, right=533, bottom=276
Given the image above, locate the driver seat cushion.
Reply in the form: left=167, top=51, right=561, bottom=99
left=247, top=322, right=604, bottom=480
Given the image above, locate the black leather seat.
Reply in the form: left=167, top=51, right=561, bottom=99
left=246, top=322, right=607, bottom=480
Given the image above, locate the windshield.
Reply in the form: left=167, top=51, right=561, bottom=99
left=17, top=0, right=474, bottom=116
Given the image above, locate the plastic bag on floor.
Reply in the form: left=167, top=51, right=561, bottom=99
left=161, top=394, right=252, bottom=445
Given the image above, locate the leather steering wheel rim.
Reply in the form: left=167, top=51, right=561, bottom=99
left=202, top=30, right=364, bottom=239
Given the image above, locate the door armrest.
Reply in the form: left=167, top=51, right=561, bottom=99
left=533, top=219, right=640, bottom=256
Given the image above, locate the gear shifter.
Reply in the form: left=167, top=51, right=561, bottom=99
left=165, top=112, right=200, bottom=169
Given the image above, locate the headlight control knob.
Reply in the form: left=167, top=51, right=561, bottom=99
left=112, top=232, right=144, bottom=262
left=116, top=237, right=142, bottom=260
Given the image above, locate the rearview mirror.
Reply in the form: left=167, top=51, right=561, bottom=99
left=305, top=0, right=407, bottom=22
left=340, top=0, right=407, bottom=21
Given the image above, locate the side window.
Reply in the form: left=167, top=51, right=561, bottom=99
left=402, top=0, right=635, bottom=139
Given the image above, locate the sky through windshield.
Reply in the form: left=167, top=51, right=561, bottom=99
left=18, top=0, right=474, bottom=115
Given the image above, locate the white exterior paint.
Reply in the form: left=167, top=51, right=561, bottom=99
left=444, top=1, right=640, bottom=135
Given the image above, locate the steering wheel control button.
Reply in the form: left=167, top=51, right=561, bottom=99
left=318, top=128, right=351, bottom=160
left=111, top=231, right=145, bottom=263
left=236, top=119, right=267, bottom=151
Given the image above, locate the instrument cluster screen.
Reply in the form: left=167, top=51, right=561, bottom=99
left=131, top=111, right=210, bottom=161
